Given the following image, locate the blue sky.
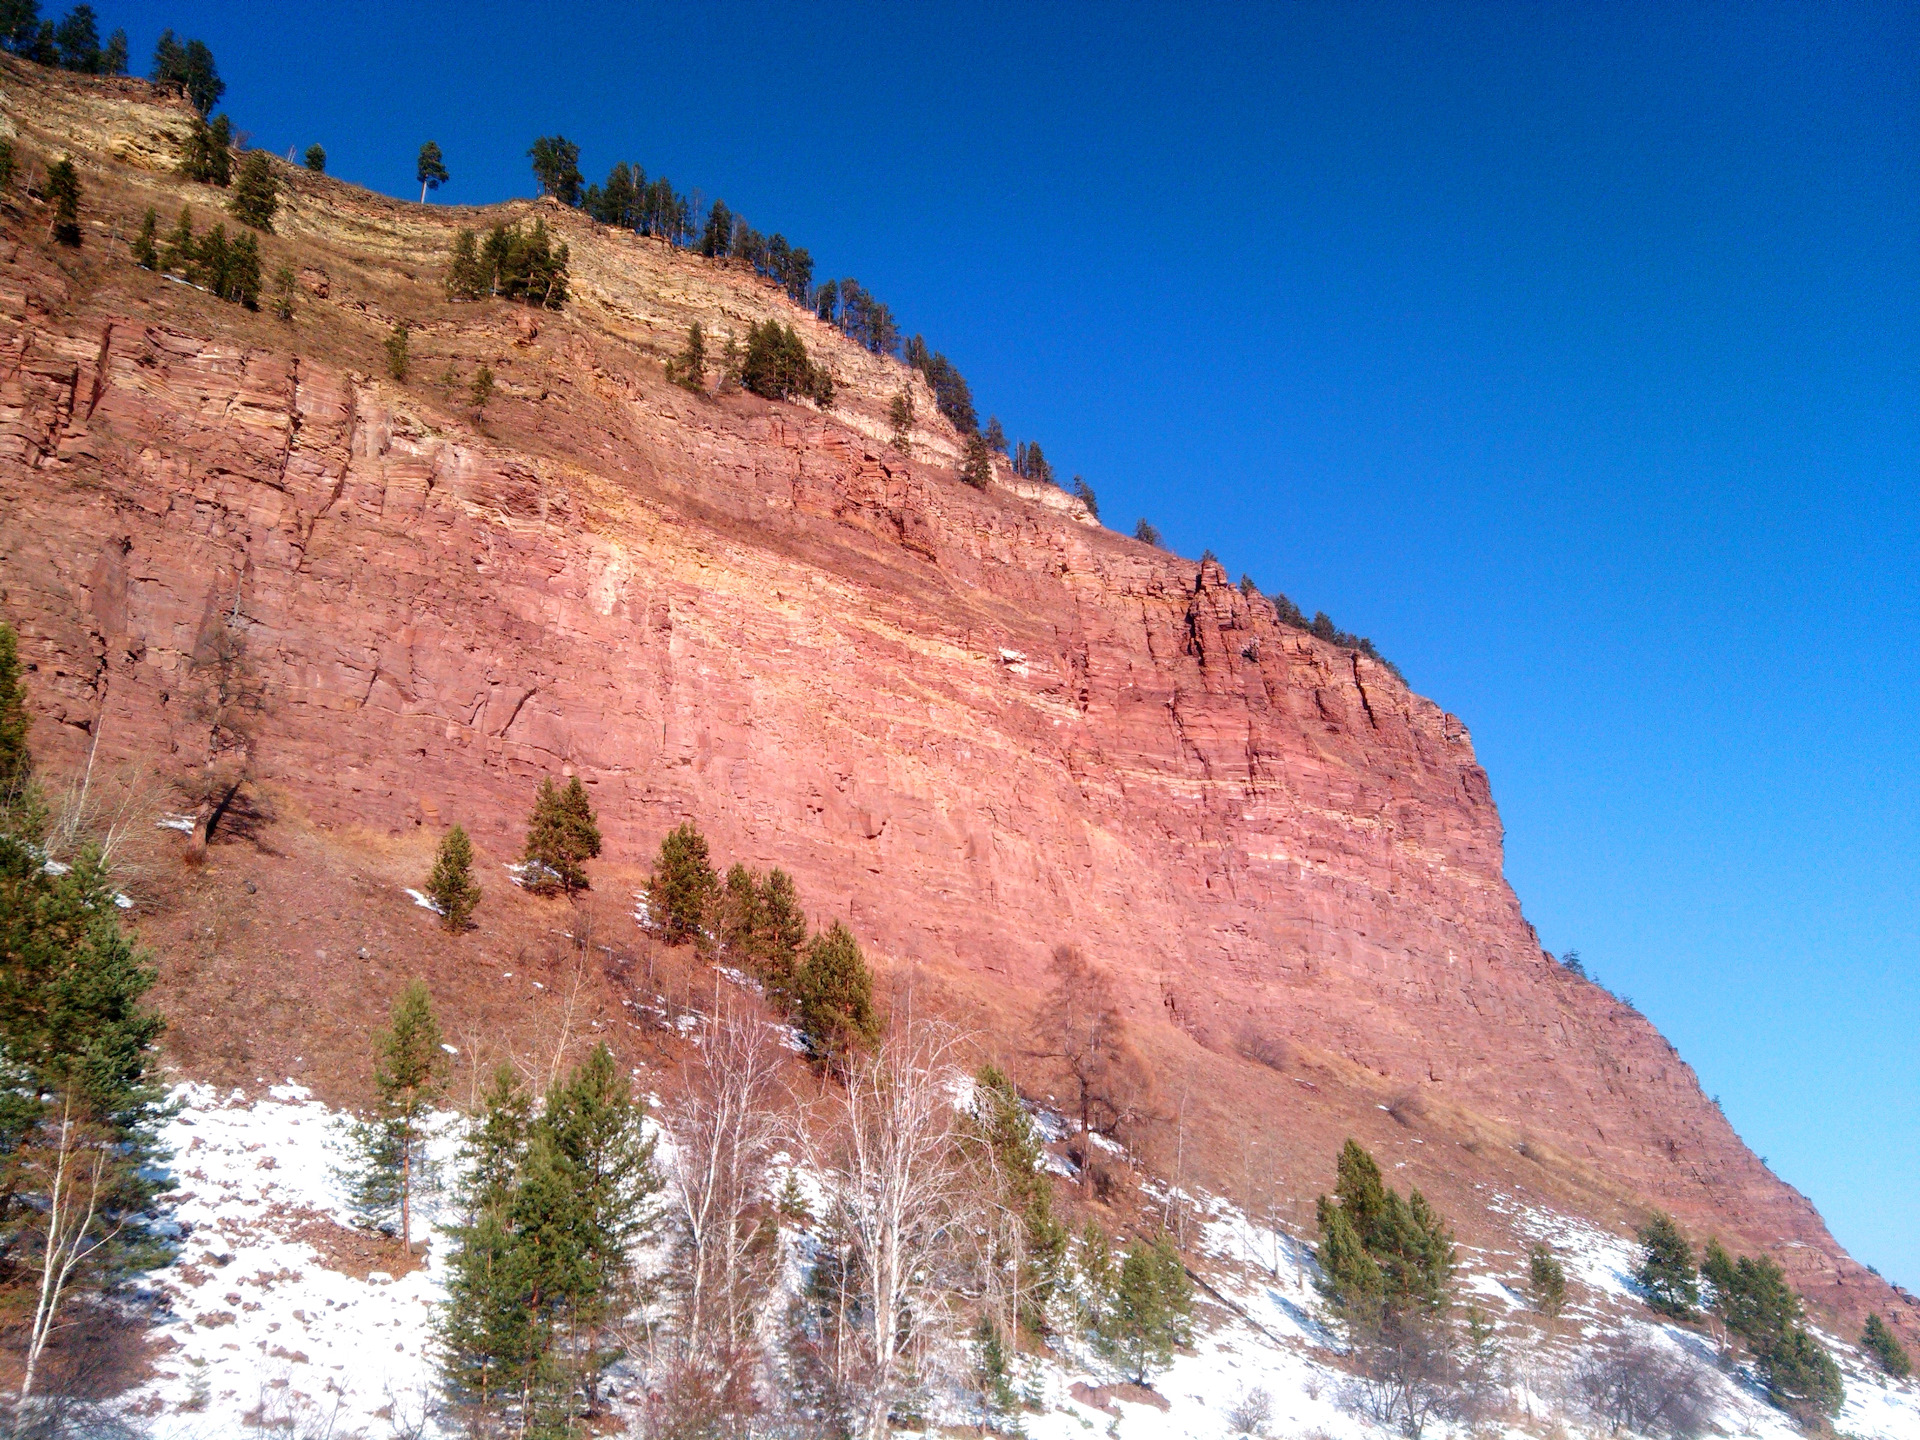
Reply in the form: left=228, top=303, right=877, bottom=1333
left=98, top=1, right=1917, bottom=1285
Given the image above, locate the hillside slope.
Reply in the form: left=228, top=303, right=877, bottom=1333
left=0, top=55, right=1908, bottom=1344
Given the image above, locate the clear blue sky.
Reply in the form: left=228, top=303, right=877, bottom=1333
left=103, top=1, right=1917, bottom=1285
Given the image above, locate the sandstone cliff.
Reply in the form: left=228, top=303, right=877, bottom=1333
left=0, top=55, right=1907, bottom=1339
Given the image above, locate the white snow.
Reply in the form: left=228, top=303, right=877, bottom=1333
left=101, top=1086, right=1920, bottom=1440
left=402, top=888, right=444, bottom=915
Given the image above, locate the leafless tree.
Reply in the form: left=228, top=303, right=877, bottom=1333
left=1576, top=1335, right=1716, bottom=1439
left=1032, top=946, right=1157, bottom=1182
left=13, top=1098, right=128, bottom=1405
left=667, top=998, right=785, bottom=1370
left=805, top=1017, right=975, bottom=1440
left=1344, top=1311, right=1462, bottom=1440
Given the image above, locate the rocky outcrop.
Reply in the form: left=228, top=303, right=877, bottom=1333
left=0, top=54, right=1907, bottom=1339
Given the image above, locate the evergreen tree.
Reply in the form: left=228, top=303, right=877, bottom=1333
left=426, top=825, right=481, bottom=933
left=445, top=228, right=485, bottom=300
left=793, top=920, right=879, bottom=1063
left=303, top=144, right=326, bottom=174
left=1103, top=1233, right=1193, bottom=1383
left=522, top=775, right=600, bottom=896
left=1863, top=1313, right=1911, bottom=1380
left=740, top=318, right=832, bottom=405
left=416, top=140, right=448, bottom=203
left=1314, top=1139, right=1454, bottom=1327
left=1634, top=1211, right=1699, bottom=1319
left=1076, top=1220, right=1115, bottom=1333
left=385, top=321, right=409, bottom=381
left=960, top=431, right=994, bottom=490
left=0, top=622, right=31, bottom=798
left=160, top=205, right=194, bottom=272
left=225, top=230, right=261, bottom=307
left=972, top=1063, right=1068, bottom=1331
left=756, top=867, right=808, bottom=1002
left=477, top=220, right=569, bottom=308
left=0, top=139, right=14, bottom=193
left=664, top=322, right=706, bottom=391
left=44, top=157, right=80, bottom=245
left=228, top=149, right=278, bottom=230
left=99, top=24, right=125, bottom=74
left=982, top=415, right=1007, bottom=454
left=528, top=135, right=582, bottom=206
left=1527, top=1242, right=1567, bottom=1318
left=130, top=206, right=158, bottom=269
left=348, top=980, right=447, bottom=1251
left=1071, top=476, right=1098, bottom=517
left=52, top=3, right=96, bottom=70
left=907, top=341, right=976, bottom=434
left=699, top=198, right=733, bottom=258
left=888, top=390, right=913, bottom=453
left=177, top=113, right=233, bottom=185
left=469, top=365, right=493, bottom=411
left=1133, top=518, right=1163, bottom=547
left=270, top=262, right=297, bottom=321
left=1700, top=1239, right=1843, bottom=1414
left=150, top=29, right=223, bottom=114
left=648, top=820, right=716, bottom=944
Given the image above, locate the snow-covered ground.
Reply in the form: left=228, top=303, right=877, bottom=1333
left=119, top=1083, right=1920, bottom=1440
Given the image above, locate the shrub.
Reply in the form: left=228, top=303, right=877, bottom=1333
left=648, top=821, right=716, bottom=945
left=0, top=139, right=13, bottom=192
left=270, top=263, right=297, bottom=321
left=228, top=150, right=278, bottom=231
left=1576, top=1336, right=1715, bottom=1439
left=1133, top=518, right=1163, bottom=547
left=304, top=144, right=326, bottom=174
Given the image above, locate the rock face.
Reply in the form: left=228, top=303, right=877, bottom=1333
left=0, top=57, right=1908, bottom=1337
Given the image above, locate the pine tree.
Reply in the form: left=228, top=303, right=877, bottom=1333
left=129, top=207, right=158, bottom=269
left=225, top=231, right=261, bottom=307
left=469, top=366, right=493, bottom=411
left=0, top=140, right=14, bottom=194
left=228, top=149, right=278, bottom=230
left=416, top=140, right=448, bottom=203
left=1527, top=1242, right=1567, bottom=1317
left=1071, top=476, right=1099, bottom=517
left=1634, top=1211, right=1699, bottom=1319
left=270, top=262, right=297, bottom=321
left=348, top=980, right=447, bottom=1253
left=699, top=199, right=733, bottom=258
left=648, top=820, right=715, bottom=944
left=100, top=26, right=125, bottom=75
left=150, top=29, right=223, bottom=114
left=757, top=867, right=808, bottom=1002
left=1077, top=1221, right=1115, bottom=1333
left=160, top=206, right=194, bottom=273
left=960, top=431, right=994, bottom=490
left=519, top=775, right=600, bottom=896
left=1700, top=1238, right=1844, bottom=1414
left=528, top=135, right=582, bottom=205
left=1314, top=1139, right=1454, bottom=1326
left=177, top=113, right=233, bottom=185
left=1863, top=1313, right=1911, bottom=1380
left=1133, top=518, right=1163, bottom=547
left=0, top=623, right=31, bottom=798
left=44, top=157, right=80, bottom=245
left=793, top=920, right=879, bottom=1063
left=888, top=391, right=913, bottom=453
left=303, top=144, right=326, bottom=174
left=716, top=861, right=761, bottom=956
left=426, top=825, right=481, bottom=933
left=189, top=221, right=228, bottom=293
left=972, top=1063, right=1068, bottom=1331
left=53, top=4, right=98, bottom=71
left=445, top=228, right=486, bottom=301
left=740, top=319, right=831, bottom=404
left=1103, top=1233, right=1192, bottom=1383
left=665, top=322, right=706, bottom=391
left=381, top=321, right=409, bottom=381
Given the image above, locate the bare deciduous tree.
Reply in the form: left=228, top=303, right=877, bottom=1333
left=806, top=1018, right=974, bottom=1440
left=668, top=998, right=785, bottom=1369
left=1576, top=1336, right=1716, bottom=1439
left=180, top=608, right=269, bottom=856
left=1032, top=946, right=1157, bottom=1180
